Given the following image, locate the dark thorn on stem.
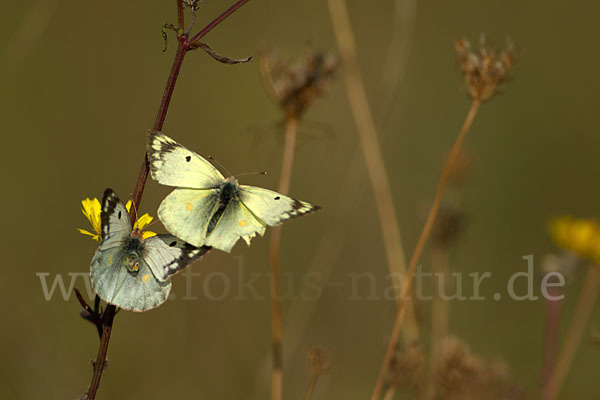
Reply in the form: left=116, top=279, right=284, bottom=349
left=189, top=41, right=252, bottom=64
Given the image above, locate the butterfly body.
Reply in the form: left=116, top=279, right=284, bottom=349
left=90, top=189, right=209, bottom=312
left=147, top=131, right=320, bottom=253
left=207, top=177, right=239, bottom=234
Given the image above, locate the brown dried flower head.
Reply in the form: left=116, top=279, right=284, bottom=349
left=389, top=342, right=425, bottom=389
left=434, top=337, right=524, bottom=400
left=432, top=201, right=464, bottom=247
left=455, top=35, right=516, bottom=102
left=307, top=347, right=331, bottom=376
left=260, top=48, right=338, bottom=118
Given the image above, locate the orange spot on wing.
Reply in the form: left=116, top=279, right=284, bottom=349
left=142, top=273, right=151, bottom=282
left=185, top=201, right=194, bottom=211
left=108, top=255, right=113, bottom=265
left=239, top=219, right=248, bottom=227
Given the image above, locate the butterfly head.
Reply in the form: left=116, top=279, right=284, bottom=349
left=225, top=176, right=240, bottom=186
left=123, top=252, right=141, bottom=274
left=130, top=228, right=144, bottom=240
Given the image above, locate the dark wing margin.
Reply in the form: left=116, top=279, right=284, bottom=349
left=100, top=188, right=131, bottom=248
left=143, top=235, right=211, bottom=282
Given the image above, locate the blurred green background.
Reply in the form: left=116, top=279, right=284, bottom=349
left=2, top=0, right=600, bottom=398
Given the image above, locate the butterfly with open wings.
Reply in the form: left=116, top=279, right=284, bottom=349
left=146, top=130, right=321, bottom=253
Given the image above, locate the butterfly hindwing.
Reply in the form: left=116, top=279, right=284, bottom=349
left=91, top=245, right=172, bottom=312
left=143, top=235, right=210, bottom=281
left=204, top=200, right=266, bottom=253
left=238, top=185, right=320, bottom=226
left=157, top=188, right=220, bottom=248
left=147, top=130, right=224, bottom=189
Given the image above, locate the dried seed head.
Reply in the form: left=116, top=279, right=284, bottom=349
left=389, top=342, right=424, bottom=389
left=183, top=0, right=201, bottom=12
left=260, top=48, right=338, bottom=118
left=434, top=337, right=524, bottom=400
left=432, top=201, right=464, bottom=247
left=455, top=35, right=516, bottom=102
left=307, top=347, right=331, bottom=376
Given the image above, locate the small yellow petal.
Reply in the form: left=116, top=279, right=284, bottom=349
left=134, top=213, right=154, bottom=231
left=78, top=228, right=100, bottom=242
left=81, top=197, right=102, bottom=235
left=126, top=200, right=132, bottom=213
left=142, top=231, right=157, bottom=240
left=550, top=216, right=600, bottom=265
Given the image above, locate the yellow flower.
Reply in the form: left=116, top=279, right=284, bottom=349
left=549, top=216, right=600, bottom=265
left=78, top=198, right=102, bottom=241
left=79, top=197, right=156, bottom=242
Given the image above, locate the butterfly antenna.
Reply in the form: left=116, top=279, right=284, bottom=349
left=144, top=218, right=161, bottom=230
left=235, top=171, right=268, bottom=178
left=128, top=195, right=140, bottom=223
left=207, top=155, right=233, bottom=177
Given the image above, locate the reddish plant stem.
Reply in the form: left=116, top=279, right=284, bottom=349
left=177, top=0, right=185, bottom=31
left=191, top=0, right=251, bottom=42
left=86, top=307, right=115, bottom=400
left=130, top=0, right=252, bottom=218
left=131, top=41, right=187, bottom=220
left=84, top=1, right=252, bottom=399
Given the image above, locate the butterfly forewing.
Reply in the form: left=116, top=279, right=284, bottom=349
left=238, top=185, right=320, bottom=226
left=99, top=188, right=131, bottom=250
left=147, top=130, right=225, bottom=189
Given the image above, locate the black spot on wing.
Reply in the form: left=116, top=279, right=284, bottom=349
left=274, top=196, right=280, bottom=200
left=185, top=156, right=191, bottom=162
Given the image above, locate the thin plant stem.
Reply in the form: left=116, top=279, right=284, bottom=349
left=370, top=99, right=481, bottom=400
left=326, top=0, right=419, bottom=344
left=540, top=275, right=563, bottom=392
left=132, top=0, right=253, bottom=214
left=304, top=374, right=319, bottom=400
left=543, top=266, right=600, bottom=400
left=382, top=386, right=397, bottom=400
left=190, top=0, right=251, bottom=43
left=425, top=244, right=449, bottom=400
left=280, top=4, right=416, bottom=368
left=269, top=116, right=298, bottom=400
left=86, top=306, right=116, bottom=400
left=83, top=1, right=252, bottom=398
left=177, top=0, right=185, bottom=30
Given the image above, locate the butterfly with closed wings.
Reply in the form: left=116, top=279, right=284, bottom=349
left=90, top=188, right=210, bottom=312
left=146, top=130, right=321, bottom=253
